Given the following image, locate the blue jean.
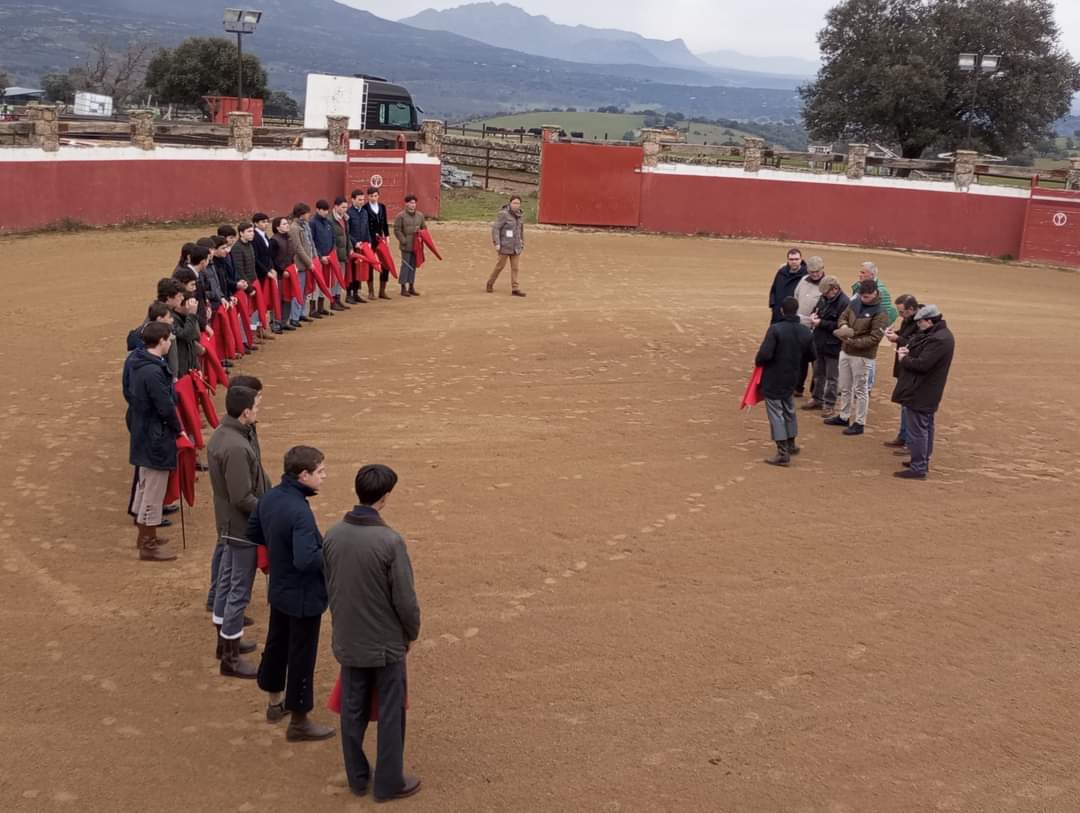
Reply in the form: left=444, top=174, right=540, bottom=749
left=907, top=409, right=935, bottom=474
left=898, top=405, right=910, bottom=444
left=289, top=270, right=308, bottom=321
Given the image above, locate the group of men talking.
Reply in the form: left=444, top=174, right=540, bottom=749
left=758, top=247, right=956, bottom=478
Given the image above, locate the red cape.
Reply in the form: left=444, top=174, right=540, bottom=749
left=174, top=374, right=204, bottom=448
left=374, top=241, right=399, bottom=279
left=740, top=366, right=765, bottom=410
left=309, top=258, right=334, bottom=299
left=164, top=435, right=197, bottom=507
left=199, top=335, right=229, bottom=390
left=413, top=228, right=443, bottom=269
left=327, top=669, right=410, bottom=719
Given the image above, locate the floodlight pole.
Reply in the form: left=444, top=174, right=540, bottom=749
left=236, top=30, right=244, bottom=103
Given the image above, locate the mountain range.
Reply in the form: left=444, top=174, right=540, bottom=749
left=400, top=3, right=818, bottom=79
left=0, top=0, right=805, bottom=121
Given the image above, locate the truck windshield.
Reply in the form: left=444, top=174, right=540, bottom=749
left=379, top=102, right=413, bottom=128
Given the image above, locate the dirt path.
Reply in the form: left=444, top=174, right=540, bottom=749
left=1, top=224, right=1079, bottom=812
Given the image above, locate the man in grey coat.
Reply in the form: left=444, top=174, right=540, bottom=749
left=323, top=464, right=422, bottom=803
left=486, top=195, right=526, bottom=297
left=209, top=385, right=271, bottom=677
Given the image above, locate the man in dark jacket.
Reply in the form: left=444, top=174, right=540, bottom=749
left=825, top=279, right=890, bottom=436
left=311, top=201, right=337, bottom=317
left=805, top=275, right=849, bottom=415
left=346, top=189, right=371, bottom=304
left=754, top=297, right=816, bottom=466
left=883, top=294, right=920, bottom=450
left=768, top=248, right=807, bottom=324
left=891, top=305, right=955, bottom=480
left=363, top=187, right=392, bottom=300
left=331, top=197, right=355, bottom=309
left=252, top=213, right=284, bottom=334
left=209, top=385, right=272, bottom=678
left=249, top=445, right=336, bottom=741
left=323, top=464, right=422, bottom=803
left=123, top=321, right=182, bottom=561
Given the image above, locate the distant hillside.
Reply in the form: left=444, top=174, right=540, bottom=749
left=400, top=2, right=707, bottom=69
left=696, top=49, right=819, bottom=79
left=0, top=0, right=803, bottom=121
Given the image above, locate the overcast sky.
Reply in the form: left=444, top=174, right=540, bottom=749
left=350, top=0, right=1080, bottom=60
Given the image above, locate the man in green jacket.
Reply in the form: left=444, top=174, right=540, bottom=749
left=393, top=194, right=426, bottom=298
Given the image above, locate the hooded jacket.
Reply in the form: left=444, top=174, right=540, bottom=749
left=836, top=294, right=889, bottom=359
left=207, top=415, right=272, bottom=544
left=812, top=291, right=851, bottom=358
left=247, top=475, right=327, bottom=617
left=123, top=346, right=182, bottom=471
left=768, top=261, right=807, bottom=323
left=323, top=506, right=421, bottom=669
left=891, top=319, right=955, bottom=413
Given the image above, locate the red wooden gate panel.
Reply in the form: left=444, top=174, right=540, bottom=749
left=1020, top=187, right=1080, bottom=267
left=538, top=143, right=643, bottom=227
left=346, top=149, right=408, bottom=221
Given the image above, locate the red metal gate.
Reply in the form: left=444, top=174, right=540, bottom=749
left=345, top=149, right=408, bottom=221
left=1019, top=187, right=1080, bottom=267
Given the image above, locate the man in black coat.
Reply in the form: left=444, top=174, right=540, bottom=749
left=768, top=248, right=808, bottom=324
left=363, top=187, right=392, bottom=300
left=323, top=464, right=423, bottom=803
left=346, top=189, right=371, bottom=303
left=883, top=294, right=920, bottom=449
left=755, top=297, right=816, bottom=466
left=891, top=305, right=955, bottom=480
left=248, top=445, right=336, bottom=741
left=805, top=275, right=850, bottom=414
left=123, top=321, right=182, bottom=561
left=252, top=213, right=283, bottom=334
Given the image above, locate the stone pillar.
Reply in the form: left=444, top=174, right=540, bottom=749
left=129, top=109, right=155, bottom=150
left=542, top=125, right=562, bottom=144
left=953, top=149, right=977, bottom=191
left=25, top=102, right=60, bottom=152
left=420, top=119, right=445, bottom=158
left=228, top=111, right=254, bottom=153
left=326, top=115, right=349, bottom=155
left=845, top=143, right=868, bottom=180
left=743, top=136, right=765, bottom=173
left=641, top=128, right=663, bottom=168
left=1067, top=157, right=1080, bottom=191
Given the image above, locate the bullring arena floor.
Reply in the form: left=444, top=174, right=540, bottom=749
left=3, top=223, right=1080, bottom=812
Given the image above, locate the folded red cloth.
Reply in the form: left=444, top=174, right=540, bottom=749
left=173, top=374, right=204, bottom=448
left=375, top=242, right=398, bottom=279
left=309, top=258, right=334, bottom=299
left=327, top=669, right=410, bottom=719
left=199, top=335, right=229, bottom=390
left=164, top=434, right=197, bottom=507
left=740, top=366, right=765, bottom=409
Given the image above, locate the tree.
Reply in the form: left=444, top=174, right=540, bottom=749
left=263, top=90, right=300, bottom=120
left=41, top=73, right=76, bottom=104
left=39, top=39, right=153, bottom=106
left=800, top=0, right=1080, bottom=158
left=145, top=37, right=268, bottom=107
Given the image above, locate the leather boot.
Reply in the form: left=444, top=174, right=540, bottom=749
left=409, top=285, right=420, bottom=297
left=215, top=624, right=255, bottom=658
left=286, top=711, right=336, bottom=742
left=332, top=294, right=348, bottom=311
left=400, top=284, right=411, bottom=297
left=318, top=297, right=332, bottom=316
left=378, top=280, right=391, bottom=300
left=219, top=638, right=258, bottom=679
left=135, top=522, right=152, bottom=550
left=367, top=282, right=375, bottom=300
left=310, top=301, right=324, bottom=319
left=786, top=438, right=801, bottom=456
left=764, top=441, right=791, bottom=467
left=139, top=526, right=177, bottom=561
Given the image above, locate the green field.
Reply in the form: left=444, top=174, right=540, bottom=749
left=435, top=188, right=538, bottom=223
left=461, top=111, right=758, bottom=145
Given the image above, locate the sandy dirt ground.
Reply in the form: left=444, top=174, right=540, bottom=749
left=1, top=223, right=1079, bottom=812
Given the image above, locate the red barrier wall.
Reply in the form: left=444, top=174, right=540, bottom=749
left=406, top=163, right=442, bottom=219
left=639, top=172, right=1028, bottom=259
left=0, top=151, right=441, bottom=232
left=539, top=142, right=643, bottom=227
left=537, top=142, right=1038, bottom=262
left=1019, top=189, right=1080, bottom=266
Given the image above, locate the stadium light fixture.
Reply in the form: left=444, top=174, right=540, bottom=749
left=958, top=53, right=1003, bottom=150
left=222, top=8, right=263, bottom=103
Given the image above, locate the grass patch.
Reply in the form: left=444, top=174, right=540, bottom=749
left=436, top=189, right=538, bottom=223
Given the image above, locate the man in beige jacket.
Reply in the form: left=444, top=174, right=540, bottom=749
left=487, top=195, right=526, bottom=297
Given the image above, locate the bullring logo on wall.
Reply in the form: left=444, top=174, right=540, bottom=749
left=369, top=174, right=384, bottom=189
left=1053, top=212, right=1068, bottom=227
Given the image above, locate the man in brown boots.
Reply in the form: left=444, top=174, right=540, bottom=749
left=209, top=384, right=271, bottom=677
left=122, top=321, right=182, bottom=562
left=250, top=446, right=336, bottom=741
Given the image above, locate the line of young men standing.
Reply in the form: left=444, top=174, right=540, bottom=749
left=759, top=247, right=955, bottom=478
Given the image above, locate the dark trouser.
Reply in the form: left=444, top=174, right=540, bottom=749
left=257, top=607, right=322, bottom=713
left=796, top=360, right=809, bottom=394
left=812, top=354, right=840, bottom=408
left=907, top=409, right=935, bottom=474
left=206, top=539, right=225, bottom=608
left=765, top=395, right=797, bottom=441
left=897, top=405, right=910, bottom=444
left=399, top=251, right=416, bottom=287
left=340, top=661, right=408, bottom=798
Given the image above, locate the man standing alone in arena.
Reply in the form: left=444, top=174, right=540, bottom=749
left=487, top=195, right=526, bottom=297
